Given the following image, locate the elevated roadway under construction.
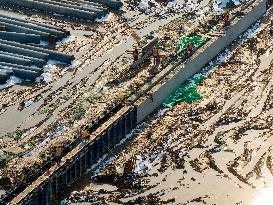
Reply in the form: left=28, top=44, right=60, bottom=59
left=3, top=0, right=271, bottom=204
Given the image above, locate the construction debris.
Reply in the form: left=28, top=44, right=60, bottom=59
left=0, top=0, right=270, bottom=204
left=64, top=6, right=273, bottom=205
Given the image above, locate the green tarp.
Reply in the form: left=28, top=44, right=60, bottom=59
left=164, top=26, right=218, bottom=107
left=176, top=26, right=217, bottom=55
left=177, top=35, right=208, bottom=54
left=162, top=73, right=206, bottom=107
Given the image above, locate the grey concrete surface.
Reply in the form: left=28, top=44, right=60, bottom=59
left=136, top=0, right=267, bottom=123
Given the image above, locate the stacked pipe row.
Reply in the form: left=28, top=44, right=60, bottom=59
left=0, top=0, right=123, bottom=21
left=0, top=14, right=74, bottom=84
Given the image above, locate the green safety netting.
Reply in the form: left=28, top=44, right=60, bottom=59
left=162, top=73, right=206, bottom=107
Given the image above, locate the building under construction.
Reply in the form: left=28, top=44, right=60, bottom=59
left=0, top=0, right=272, bottom=204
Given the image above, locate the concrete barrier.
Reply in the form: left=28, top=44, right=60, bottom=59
left=0, top=51, right=46, bottom=67
left=0, top=0, right=122, bottom=21
left=132, top=37, right=159, bottom=69
left=0, top=71, right=9, bottom=83
left=135, top=0, right=267, bottom=123
left=3, top=0, right=268, bottom=204
left=87, top=0, right=123, bottom=9
left=12, top=68, right=40, bottom=80
left=73, top=0, right=106, bottom=9
left=0, top=0, right=98, bottom=21
left=35, top=0, right=105, bottom=14
left=0, top=54, right=32, bottom=66
left=41, top=0, right=106, bottom=14
left=0, top=12, right=74, bottom=84
left=0, top=13, right=67, bottom=32
left=0, top=66, right=13, bottom=73
left=0, top=43, right=49, bottom=60
left=0, top=21, right=54, bottom=41
left=0, top=64, right=40, bottom=81
left=7, top=106, right=137, bottom=205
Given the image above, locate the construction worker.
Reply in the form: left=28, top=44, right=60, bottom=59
left=133, top=48, right=139, bottom=63
left=81, top=125, right=91, bottom=141
left=223, top=11, right=230, bottom=27
left=123, top=155, right=136, bottom=176
left=53, top=143, right=62, bottom=166
left=187, top=41, right=193, bottom=55
left=152, top=46, right=158, bottom=65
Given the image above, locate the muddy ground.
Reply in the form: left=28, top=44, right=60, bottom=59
left=63, top=9, right=273, bottom=205
left=1, top=0, right=231, bottom=197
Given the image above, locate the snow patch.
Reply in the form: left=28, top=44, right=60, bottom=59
left=0, top=190, right=6, bottom=198
left=138, top=0, right=150, bottom=9
left=53, top=13, right=64, bottom=17
left=216, top=0, right=246, bottom=8
left=0, top=76, right=22, bottom=90
left=95, top=12, right=113, bottom=23
left=38, top=138, right=50, bottom=148
left=40, top=40, right=49, bottom=46
left=24, top=100, right=34, bottom=108
left=36, top=60, right=65, bottom=83
left=40, top=73, right=53, bottom=83
left=52, top=127, right=67, bottom=138
left=56, top=35, right=76, bottom=47
left=136, top=155, right=152, bottom=174
left=67, top=60, right=80, bottom=69
left=157, top=108, right=169, bottom=117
